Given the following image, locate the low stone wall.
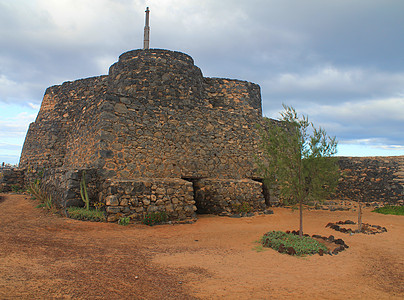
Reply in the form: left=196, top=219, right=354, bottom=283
left=0, top=168, right=25, bottom=192
left=194, top=178, right=266, bottom=215
left=335, top=156, right=403, bottom=204
left=101, top=178, right=197, bottom=222
left=40, top=168, right=100, bottom=208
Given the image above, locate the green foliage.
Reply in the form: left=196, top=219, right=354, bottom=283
left=80, top=171, right=90, bottom=210
left=93, top=202, right=104, bottom=211
left=256, top=105, right=339, bottom=235
left=45, top=195, right=53, bottom=209
left=253, top=244, right=265, bottom=252
left=28, top=179, right=53, bottom=210
left=233, top=201, right=253, bottom=213
left=67, top=206, right=106, bottom=222
left=142, top=211, right=168, bottom=226
left=261, top=231, right=328, bottom=256
left=27, top=180, right=43, bottom=200
left=11, top=184, right=23, bottom=193
left=372, top=206, right=404, bottom=216
left=118, top=216, right=130, bottom=226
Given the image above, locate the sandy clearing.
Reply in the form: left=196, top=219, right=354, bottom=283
left=0, top=194, right=403, bottom=299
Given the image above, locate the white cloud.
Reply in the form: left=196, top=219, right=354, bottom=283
left=262, top=66, right=404, bottom=101
left=0, top=75, right=18, bottom=101
left=375, top=144, right=404, bottom=151
left=28, top=102, right=40, bottom=110
left=305, top=98, right=404, bottom=124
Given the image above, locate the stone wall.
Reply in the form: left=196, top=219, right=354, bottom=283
left=335, top=156, right=404, bottom=203
left=20, top=49, right=263, bottom=183
left=40, top=168, right=100, bottom=208
left=96, top=49, right=263, bottom=180
left=100, top=178, right=196, bottom=222
left=194, top=178, right=266, bottom=215
left=20, top=76, right=108, bottom=170
left=0, top=169, right=25, bottom=192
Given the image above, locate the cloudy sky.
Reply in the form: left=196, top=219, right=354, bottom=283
left=1, top=0, right=403, bottom=164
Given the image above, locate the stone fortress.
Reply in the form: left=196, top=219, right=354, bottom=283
left=19, top=47, right=269, bottom=222
left=4, top=8, right=403, bottom=222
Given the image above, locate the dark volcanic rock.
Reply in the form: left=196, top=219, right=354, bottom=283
left=287, top=247, right=296, bottom=256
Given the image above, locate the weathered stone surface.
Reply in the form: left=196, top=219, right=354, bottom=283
left=106, top=195, right=119, bottom=206
left=20, top=49, right=263, bottom=180
left=334, top=156, right=404, bottom=203
left=0, top=168, right=25, bottom=192
left=194, top=178, right=266, bottom=215
left=101, top=178, right=196, bottom=222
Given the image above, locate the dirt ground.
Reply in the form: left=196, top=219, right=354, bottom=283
left=0, top=194, right=403, bottom=299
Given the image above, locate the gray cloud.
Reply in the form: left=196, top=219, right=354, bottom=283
left=0, top=0, right=403, bottom=159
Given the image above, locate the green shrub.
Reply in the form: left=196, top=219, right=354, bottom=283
left=27, top=180, right=47, bottom=202
left=67, top=206, right=106, bottom=222
left=118, top=217, right=130, bottom=226
left=45, top=195, right=52, bottom=209
left=261, top=231, right=328, bottom=256
left=372, top=206, right=404, bottom=216
left=142, top=211, right=168, bottom=226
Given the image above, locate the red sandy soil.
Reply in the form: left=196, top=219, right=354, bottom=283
left=0, top=193, right=403, bottom=299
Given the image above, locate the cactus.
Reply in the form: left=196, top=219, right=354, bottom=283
left=80, top=171, right=89, bottom=210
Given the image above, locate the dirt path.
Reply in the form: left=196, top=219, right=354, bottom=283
left=0, top=194, right=403, bottom=299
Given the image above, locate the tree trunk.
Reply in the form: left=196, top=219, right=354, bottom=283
left=299, top=198, right=303, bottom=237
left=357, top=201, right=362, bottom=232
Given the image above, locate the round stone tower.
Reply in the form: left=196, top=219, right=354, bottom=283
left=108, top=49, right=208, bottom=108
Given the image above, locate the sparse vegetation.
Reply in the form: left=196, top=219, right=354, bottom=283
left=142, top=211, right=168, bottom=226
left=118, top=216, right=130, bottom=226
left=93, top=201, right=104, bottom=211
left=27, top=179, right=54, bottom=210
left=67, top=206, right=106, bottom=222
left=372, top=206, right=404, bottom=216
left=233, top=201, right=253, bottom=214
left=261, top=231, right=328, bottom=256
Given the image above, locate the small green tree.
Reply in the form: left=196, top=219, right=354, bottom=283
left=257, top=105, right=339, bottom=237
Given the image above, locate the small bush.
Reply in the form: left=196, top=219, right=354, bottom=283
left=142, top=211, right=168, bottom=226
left=261, top=231, right=328, bottom=256
left=27, top=180, right=47, bottom=202
left=118, top=217, right=130, bottom=226
left=28, top=180, right=54, bottom=210
left=11, top=184, right=23, bottom=193
left=67, top=206, right=106, bottom=222
left=372, top=206, right=404, bottom=216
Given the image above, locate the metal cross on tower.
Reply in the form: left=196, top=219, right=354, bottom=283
left=143, top=7, right=150, bottom=49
